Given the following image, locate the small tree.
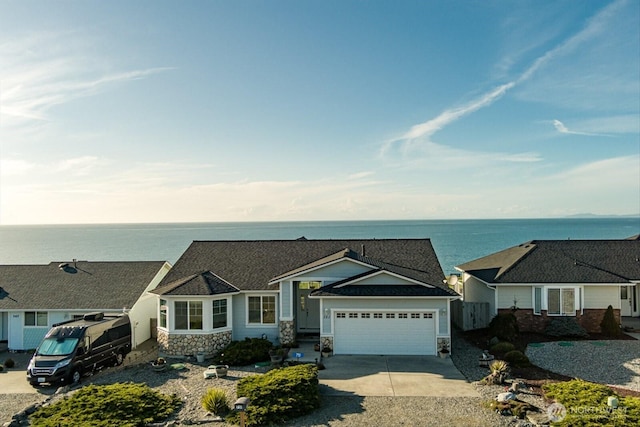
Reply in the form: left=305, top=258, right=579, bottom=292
left=489, top=313, right=519, bottom=342
left=600, top=305, right=621, bottom=337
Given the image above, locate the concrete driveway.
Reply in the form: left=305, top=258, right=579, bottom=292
left=318, top=355, right=479, bottom=397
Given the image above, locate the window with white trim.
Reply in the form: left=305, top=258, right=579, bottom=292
left=398, top=313, right=408, bottom=319
left=25, top=311, right=47, bottom=327
left=373, top=313, right=383, bottom=319
left=336, top=312, right=346, bottom=318
left=212, top=299, right=227, bottom=329
left=248, top=295, right=276, bottom=325
left=174, top=301, right=203, bottom=330
left=159, top=299, right=168, bottom=328
left=547, top=288, right=576, bottom=316
left=533, top=287, right=542, bottom=315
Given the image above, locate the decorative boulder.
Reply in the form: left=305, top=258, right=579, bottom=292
left=497, top=392, right=517, bottom=403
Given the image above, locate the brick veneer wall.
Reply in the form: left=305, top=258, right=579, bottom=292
left=497, top=308, right=620, bottom=334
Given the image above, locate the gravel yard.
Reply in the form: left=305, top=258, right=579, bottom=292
left=1, top=333, right=539, bottom=427
left=526, top=340, right=640, bottom=392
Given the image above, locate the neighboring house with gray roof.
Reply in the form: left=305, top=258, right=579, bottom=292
left=0, top=260, right=171, bottom=351
left=151, top=239, right=459, bottom=357
left=456, top=237, right=640, bottom=333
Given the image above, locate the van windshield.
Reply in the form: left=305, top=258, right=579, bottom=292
left=38, top=337, right=79, bottom=356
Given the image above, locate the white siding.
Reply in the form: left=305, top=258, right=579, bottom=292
left=352, top=273, right=415, bottom=285
left=584, top=285, right=619, bottom=309
left=497, top=286, right=533, bottom=309
left=463, top=274, right=496, bottom=315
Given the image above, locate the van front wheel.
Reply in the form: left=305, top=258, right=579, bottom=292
left=69, top=368, right=82, bottom=385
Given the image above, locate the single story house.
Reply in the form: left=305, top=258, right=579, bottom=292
left=0, top=260, right=171, bottom=351
left=455, top=237, right=640, bottom=333
left=150, top=238, right=459, bottom=357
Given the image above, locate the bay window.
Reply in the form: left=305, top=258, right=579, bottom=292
left=159, top=299, right=168, bottom=328
left=174, top=301, right=203, bottom=330
left=213, top=299, right=228, bottom=329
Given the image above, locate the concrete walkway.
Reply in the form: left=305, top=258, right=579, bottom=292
left=318, top=355, right=480, bottom=397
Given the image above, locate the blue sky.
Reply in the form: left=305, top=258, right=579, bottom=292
left=1, top=0, right=638, bottom=224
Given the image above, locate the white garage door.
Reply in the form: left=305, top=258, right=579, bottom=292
left=333, top=311, right=436, bottom=355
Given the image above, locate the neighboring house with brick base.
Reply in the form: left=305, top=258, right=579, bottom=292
left=456, top=236, right=640, bottom=334
left=150, top=239, right=459, bottom=357
left=0, top=260, right=171, bottom=351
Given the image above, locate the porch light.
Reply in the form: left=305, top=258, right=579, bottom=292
left=440, top=307, right=447, bottom=316
left=324, top=308, right=330, bottom=319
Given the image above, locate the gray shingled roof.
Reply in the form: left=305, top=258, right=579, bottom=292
left=151, top=271, right=240, bottom=296
left=158, top=239, right=455, bottom=295
left=0, top=261, right=167, bottom=310
left=310, top=269, right=452, bottom=297
left=456, top=238, right=640, bottom=284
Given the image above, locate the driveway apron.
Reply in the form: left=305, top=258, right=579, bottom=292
left=318, top=355, right=479, bottom=397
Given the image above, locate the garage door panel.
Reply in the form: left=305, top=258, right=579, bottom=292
left=334, top=311, right=436, bottom=355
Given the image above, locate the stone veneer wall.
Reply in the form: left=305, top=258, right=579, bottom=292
left=157, top=329, right=232, bottom=356
left=279, top=320, right=296, bottom=345
left=320, top=336, right=333, bottom=351
left=498, top=308, right=620, bottom=334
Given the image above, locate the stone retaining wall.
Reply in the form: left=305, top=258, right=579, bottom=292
left=157, top=329, right=232, bottom=356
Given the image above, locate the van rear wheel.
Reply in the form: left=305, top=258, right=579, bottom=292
left=114, top=352, right=124, bottom=366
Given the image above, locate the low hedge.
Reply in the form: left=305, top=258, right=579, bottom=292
left=214, top=337, right=273, bottom=366
left=229, top=364, right=320, bottom=426
left=29, top=382, right=181, bottom=427
left=543, top=379, right=640, bottom=426
left=489, top=341, right=516, bottom=354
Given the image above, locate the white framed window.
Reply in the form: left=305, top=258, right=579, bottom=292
left=547, top=288, right=577, bottom=316
left=361, top=313, right=371, bottom=319
left=398, top=313, right=408, bottom=319
left=336, top=312, right=346, bottom=318
left=423, top=313, right=433, bottom=319
left=25, top=311, right=48, bottom=327
left=386, top=313, right=395, bottom=319
left=174, top=301, right=203, bottom=330
left=373, top=313, right=383, bottom=319
left=533, top=287, right=542, bottom=315
left=212, top=299, right=227, bottom=329
left=159, top=299, right=168, bottom=328
left=248, top=295, right=276, bottom=325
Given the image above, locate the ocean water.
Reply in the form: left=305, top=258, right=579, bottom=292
left=0, top=218, right=638, bottom=275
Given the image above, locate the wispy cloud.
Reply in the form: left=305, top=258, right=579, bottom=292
left=382, top=0, right=627, bottom=158
left=552, top=119, right=611, bottom=137
left=0, top=32, right=172, bottom=128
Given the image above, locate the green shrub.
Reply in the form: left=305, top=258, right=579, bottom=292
left=215, top=338, right=273, bottom=366
left=0, top=364, right=3, bottom=372
left=201, top=388, right=230, bottom=416
left=600, top=305, right=621, bottom=337
left=29, top=382, right=181, bottom=427
left=490, top=341, right=516, bottom=354
left=503, top=350, right=530, bottom=367
left=489, top=313, right=519, bottom=342
left=3, top=358, right=15, bottom=369
left=545, top=317, right=589, bottom=338
left=543, top=379, right=640, bottom=426
left=229, top=364, right=320, bottom=426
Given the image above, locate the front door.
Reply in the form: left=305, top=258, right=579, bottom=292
left=296, top=282, right=320, bottom=333
left=621, top=286, right=633, bottom=317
